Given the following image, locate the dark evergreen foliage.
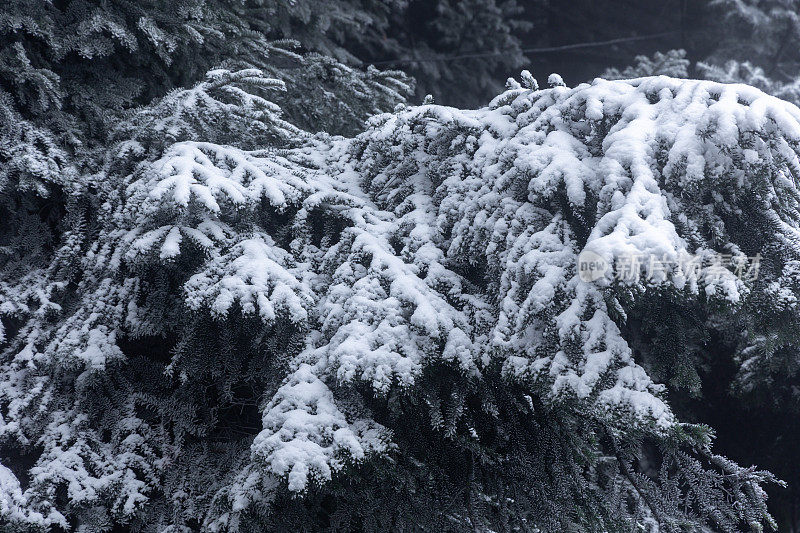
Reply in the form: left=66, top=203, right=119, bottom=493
left=3, top=0, right=800, bottom=531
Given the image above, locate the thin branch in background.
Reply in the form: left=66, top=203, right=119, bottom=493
left=369, top=31, right=680, bottom=66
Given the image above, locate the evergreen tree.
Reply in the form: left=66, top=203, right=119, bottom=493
left=5, top=0, right=800, bottom=531
left=0, top=0, right=412, bottom=149
left=602, top=49, right=690, bottom=80
left=2, top=58, right=798, bottom=530
left=351, top=0, right=531, bottom=108
left=706, top=0, right=800, bottom=79
left=599, top=3, right=800, bottom=525
left=603, top=1, right=800, bottom=108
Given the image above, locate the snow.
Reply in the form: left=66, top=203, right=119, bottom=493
left=251, top=364, right=388, bottom=492
left=345, top=74, right=800, bottom=430
left=0, top=463, right=61, bottom=527
left=548, top=73, right=566, bottom=88
left=184, top=235, right=313, bottom=324
left=143, top=141, right=304, bottom=215
left=5, top=72, right=800, bottom=523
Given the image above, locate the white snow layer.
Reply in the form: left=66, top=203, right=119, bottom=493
left=5, top=74, right=800, bottom=517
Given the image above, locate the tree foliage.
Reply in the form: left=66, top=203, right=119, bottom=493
left=2, top=51, right=798, bottom=530
left=5, top=0, right=800, bottom=531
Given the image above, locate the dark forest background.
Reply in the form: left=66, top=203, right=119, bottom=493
left=362, top=0, right=706, bottom=104
left=354, top=0, right=791, bottom=109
